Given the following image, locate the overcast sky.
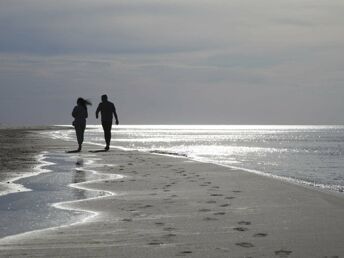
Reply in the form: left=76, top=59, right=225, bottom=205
left=1, top=0, right=344, bottom=125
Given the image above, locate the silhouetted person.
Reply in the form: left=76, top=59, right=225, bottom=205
left=96, top=94, right=119, bottom=151
left=72, top=98, right=92, bottom=152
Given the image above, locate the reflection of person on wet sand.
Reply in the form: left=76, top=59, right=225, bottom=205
left=73, top=161, right=86, bottom=199
left=69, top=98, right=92, bottom=153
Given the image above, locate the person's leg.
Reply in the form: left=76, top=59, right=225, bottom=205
left=106, top=122, right=112, bottom=147
left=102, top=121, right=112, bottom=150
left=75, top=125, right=83, bottom=151
left=104, top=122, right=112, bottom=149
left=101, top=121, right=107, bottom=147
left=79, top=124, right=86, bottom=150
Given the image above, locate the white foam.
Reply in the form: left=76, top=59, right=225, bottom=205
left=0, top=151, right=125, bottom=243
left=0, top=152, right=54, bottom=197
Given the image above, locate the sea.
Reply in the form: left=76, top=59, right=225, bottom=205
left=51, top=125, right=344, bottom=193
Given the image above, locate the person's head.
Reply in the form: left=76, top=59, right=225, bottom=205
left=77, top=98, right=84, bottom=106
left=77, top=97, right=92, bottom=109
left=101, top=94, right=108, bottom=102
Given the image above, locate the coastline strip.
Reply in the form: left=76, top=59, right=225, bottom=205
left=0, top=144, right=343, bottom=257
left=0, top=150, right=124, bottom=240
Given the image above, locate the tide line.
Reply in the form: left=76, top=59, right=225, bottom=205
left=0, top=152, right=125, bottom=243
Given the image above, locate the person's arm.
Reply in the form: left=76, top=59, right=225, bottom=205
left=85, top=108, right=88, bottom=119
left=113, top=104, right=119, bottom=125
left=72, top=106, right=77, bottom=118
left=95, top=104, right=101, bottom=119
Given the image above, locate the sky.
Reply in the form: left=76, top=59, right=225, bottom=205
left=0, top=0, right=344, bottom=125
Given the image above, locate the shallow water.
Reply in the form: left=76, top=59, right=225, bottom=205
left=0, top=152, right=105, bottom=238
left=53, top=125, right=344, bottom=192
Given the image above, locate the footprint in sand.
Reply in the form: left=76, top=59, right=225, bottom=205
left=176, top=250, right=193, bottom=256
left=225, top=196, right=235, bottom=200
left=140, top=204, right=153, bottom=209
left=233, top=190, right=242, bottom=193
left=219, top=204, right=230, bottom=207
left=206, top=200, right=217, bottom=204
left=233, top=227, right=248, bottom=232
left=122, top=218, right=133, bottom=222
left=164, top=233, right=177, bottom=238
left=215, top=247, right=229, bottom=253
left=238, top=221, right=251, bottom=225
left=203, top=217, right=218, bottom=221
left=236, top=242, right=254, bottom=248
left=155, top=222, right=165, bottom=226
left=199, top=208, right=211, bottom=212
left=274, top=250, right=292, bottom=257
left=210, top=193, right=223, bottom=197
left=213, top=212, right=226, bottom=216
left=148, top=241, right=163, bottom=246
left=253, top=233, right=268, bottom=237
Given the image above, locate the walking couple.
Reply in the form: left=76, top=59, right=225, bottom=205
left=71, top=94, right=119, bottom=152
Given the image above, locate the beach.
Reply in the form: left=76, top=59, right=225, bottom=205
left=0, top=128, right=344, bottom=257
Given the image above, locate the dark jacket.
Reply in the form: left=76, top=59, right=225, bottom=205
left=96, top=101, right=118, bottom=122
left=72, top=105, right=88, bottom=126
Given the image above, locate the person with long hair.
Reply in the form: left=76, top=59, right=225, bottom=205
left=72, top=97, right=92, bottom=152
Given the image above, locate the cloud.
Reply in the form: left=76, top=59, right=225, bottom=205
left=1, top=0, right=344, bottom=124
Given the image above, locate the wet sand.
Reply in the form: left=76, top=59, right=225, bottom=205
left=0, top=129, right=344, bottom=257
left=0, top=127, right=72, bottom=196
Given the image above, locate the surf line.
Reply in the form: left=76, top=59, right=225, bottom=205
left=0, top=152, right=54, bottom=197
left=0, top=151, right=125, bottom=243
left=52, top=156, right=125, bottom=224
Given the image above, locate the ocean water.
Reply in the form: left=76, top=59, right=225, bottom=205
left=52, top=125, right=344, bottom=193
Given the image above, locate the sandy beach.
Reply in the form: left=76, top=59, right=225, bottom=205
left=0, top=128, right=343, bottom=257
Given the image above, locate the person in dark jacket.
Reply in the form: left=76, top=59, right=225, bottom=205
left=72, top=97, right=92, bottom=152
left=95, top=94, right=119, bottom=151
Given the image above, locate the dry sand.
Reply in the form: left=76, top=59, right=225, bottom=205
left=0, top=128, right=343, bottom=257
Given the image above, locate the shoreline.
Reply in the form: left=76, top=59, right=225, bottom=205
left=0, top=147, right=126, bottom=239
left=45, top=126, right=344, bottom=195
left=191, top=157, right=344, bottom=198
left=0, top=153, right=53, bottom=197
left=1, top=129, right=344, bottom=257
left=52, top=155, right=125, bottom=225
